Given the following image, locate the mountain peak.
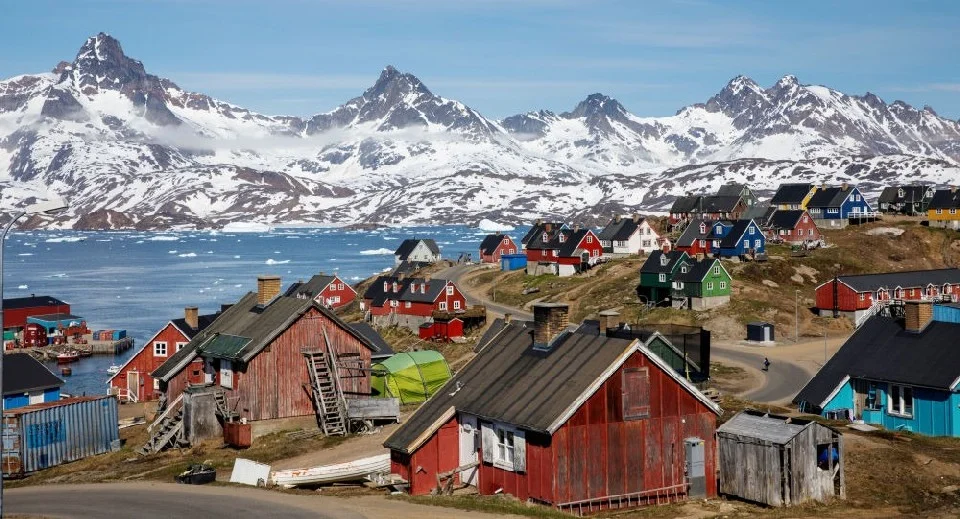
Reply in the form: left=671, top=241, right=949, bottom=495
left=369, top=65, right=432, bottom=98
left=773, top=74, right=800, bottom=90
left=723, top=75, right=762, bottom=95
left=69, top=32, right=149, bottom=92
left=564, top=93, right=627, bottom=120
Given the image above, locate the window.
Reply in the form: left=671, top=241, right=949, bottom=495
left=439, top=301, right=448, bottom=311
left=659, top=273, right=667, bottom=282
left=802, top=215, right=808, bottom=222
left=660, top=255, right=668, bottom=266
left=454, top=300, right=461, bottom=310
left=503, top=237, right=509, bottom=243
left=681, top=266, right=688, bottom=274
left=743, top=239, right=750, bottom=248
left=719, top=281, right=727, bottom=289
left=706, top=282, right=714, bottom=290
left=748, top=227, right=755, bottom=235
left=622, top=367, right=650, bottom=420
left=153, top=342, right=168, bottom=357
left=337, top=283, right=344, bottom=291
left=699, top=224, right=706, bottom=234
left=405, top=301, right=411, bottom=308
left=713, top=266, right=720, bottom=275
left=699, top=239, right=706, bottom=247
left=390, top=300, right=398, bottom=307
left=175, top=342, right=187, bottom=352
left=558, top=234, right=566, bottom=243
left=495, top=425, right=516, bottom=468
left=586, top=235, right=593, bottom=243
left=673, top=281, right=684, bottom=289
left=713, top=240, right=720, bottom=248
left=888, top=384, right=913, bottom=417
left=808, top=229, right=814, bottom=236
left=937, top=209, right=943, bottom=215
left=446, top=285, right=454, bottom=295
left=859, top=293, right=865, bottom=301
left=552, top=250, right=558, bottom=257
left=716, top=225, right=723, bottom=234
left=952, top=209, right=957, bottom=215
left=153, top=379, right=160, bottom=390
left=542, top=232, right=548, bottom=242
left=898, top=188, right=905, bottom=198
left=755, top=239, right=761, bottom=248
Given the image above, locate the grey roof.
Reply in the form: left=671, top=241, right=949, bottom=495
left=524, top=224, right=568, bottom=250
left=673, top=258, right=719, bottom=283
left=2, top=295, right=68, bottom=311
left=770, top=183, right=813, bottom=205
left=767, top=210, right=807, bottom=230
left=362, top=276, right=451, bottom=305
left=670, top=195, right=701, bottom=214
left=716, top=183, right=746, bottom=197
left=521, top=222, right=565, bottom=246
left=170, top=312, right=219, bottom=340
left=384, top=324, right=638, bottom=452
left=598, top=216, right=642, bottom=242
left=3, top=353, right=63, bottom=396
left=153, top=292, right=376, bottom=379
left=639, top=250, right=688, bottom=275
left=284, top=274, right=337, bottom=299
left=394, top=239, right=440, bottom=260
left=558, top=229, right=594, bottom=257
left=700, top=195, right=741, bottom=213
left=479, top=234, right=514, bottom=255
left=742, top=204, right=773, bottom=223
left=717, top=411, right=810, bottom=444
left=474, top=317, right=531, bottom=352
left=348, top=322, right=395, bottom=360
left=878, top=185, right=933, bottom=204
left=717, top=220, right=758, bottom=248
left=929, top=189, right=960, bottom=210
left=676, top=218, right=712, bottom=247
left=794, top=314, right=960, bottom=408
left=807, top=186, right=853, bottom=209
left=831, top=268, right=960, bottom=292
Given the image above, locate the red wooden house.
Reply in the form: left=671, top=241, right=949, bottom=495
left=525, top=227, right=604, bottom=277
left=479, top=233, right=518, bottom=264
left=765, top=210, right=821, bottom=246
left=284, top=273, right=357, bottom=309
left=2, top=295, right=70, bottom=332
left=814, top=268, right=960, bottom=322
left=362, top=276, right=468, bottom=330
left=152, top=275, right=382, bottom=422
left=108, top=306, right=218, bottom=402
left=673, top=218, right=713, bottom=256
left=384, top=304, right=722, bottom=513
left=418, top=317, right=464, bottom=341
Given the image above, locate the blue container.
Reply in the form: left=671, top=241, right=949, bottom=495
left=500, top=253, right=528, bottom=271
left=2, top=396, right=120, bottom=477
left=112, top=330, right=126, bottom=340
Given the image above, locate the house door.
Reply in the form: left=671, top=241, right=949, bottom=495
left=459, top=415, right=479, bottom=486
left=763, top=327, right=771, bottom=342
left=204, top=358, right=216, bottom=384
left=127, top=370, right=140, bottom=401
left=220, top=361, right=233, bottom=389
left=685, top=438, right=706, bottom=499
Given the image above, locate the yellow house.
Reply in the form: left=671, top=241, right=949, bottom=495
left=928, top=188, right=960, bottom=230
left=770, top=183, right=818, bottom=210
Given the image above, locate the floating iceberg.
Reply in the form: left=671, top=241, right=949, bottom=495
left=178, top=252, right=198, bottom=258
left=265, top=259, right=290, bottom=265
left=478, top=218, right=515, bottom=232
left=148, top=235, right=179, bottom=242
left=223, top=222, right=273, bottom=233
left=359, top=248, right=394, bottom=256
left=45, top=236, right=85, bottom=243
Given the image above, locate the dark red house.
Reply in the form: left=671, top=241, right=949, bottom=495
left=814, top=268, right=960, bottom=322
left=384, top=304, right=721, bottom=513
left=765, top=210, right=821, bottom=246
left=108, top=306, right=218, bottom=402
left=2, top=295, right=70, bottom=331
left=152, top=275, right=382, bottom=422
left=673, top=218, right=713, bottom=256
left=479, top=233, right=518, bottom=264
left=284, top=273, right=357, bottom=309
left=525, top=227, right=605, bottom=277
left=418, top=317, right=464, bottom=341
left=362, top=276, right=468, bottom=330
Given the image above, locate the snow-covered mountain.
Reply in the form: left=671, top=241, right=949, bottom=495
left=2, top=33, right=959, bottom=229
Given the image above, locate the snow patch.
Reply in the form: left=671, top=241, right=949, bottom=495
left=223, top=222, right=273, bottom=233
left=478, top=218, right=515, bottom=232
left=359, top=248, right=393, bottom=255
left=265, top=258, right=290, bottom=265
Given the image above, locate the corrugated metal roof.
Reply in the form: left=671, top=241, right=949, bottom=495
left=2, top=296, right=69, bottom=310
left=717, top=411, right=806, bottom=443
left=834, top=268, right=960, bottom=292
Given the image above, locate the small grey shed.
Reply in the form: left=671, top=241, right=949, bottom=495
left=717, top=410, right=845, bottom=507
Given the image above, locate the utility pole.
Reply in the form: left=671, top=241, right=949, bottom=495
left=823, top=319, right=827, bottom=364
left=795, top=289, right=800, bottom=342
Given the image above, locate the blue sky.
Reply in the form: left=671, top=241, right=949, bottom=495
left=2, top=0, right=959, bottom=119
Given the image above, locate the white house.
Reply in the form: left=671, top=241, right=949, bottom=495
left=598, top=215, right=661, bottom=255
left=394, top=239, right=442, bottom=265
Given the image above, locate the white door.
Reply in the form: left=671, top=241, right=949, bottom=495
left=220, top=360, right=233, bottom=389
left=459, top=415, right=479, bottom=486
left=204, top=358, right=216, bottom=384
left=127, top=371, right=140, bottom=402
left=28, top=391, right=44, bottom=405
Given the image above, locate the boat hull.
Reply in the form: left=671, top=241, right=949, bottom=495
left=270, top=453, right=390, bottom=488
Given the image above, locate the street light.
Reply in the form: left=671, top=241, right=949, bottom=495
left=795, top=289, right=800, bottom=343
left=0, top=197, right=67, bottom=516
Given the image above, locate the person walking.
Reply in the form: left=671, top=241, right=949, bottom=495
left=763, top=357, right=771, bottom=372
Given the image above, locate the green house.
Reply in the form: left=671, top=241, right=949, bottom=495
left=672, top=258, right=732, bottom=310
left=638, top=250, right=690, bottom=305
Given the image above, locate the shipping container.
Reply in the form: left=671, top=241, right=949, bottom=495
left=500, top=253, right=528, bottom=271
left=112, top=330, right=126, bottom=340
left=2, top=396, right=120, bottom=477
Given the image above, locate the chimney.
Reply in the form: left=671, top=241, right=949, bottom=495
left=533, top=303, right=569, bottom=350
left=545, top=223, right=553, bottom=232
left=398, top=272, right=406, bottom=281
left=257, top=275, right=281, bottom=306
left=598, top=309, right=620, bottom=336
left=904, top=301, right=934, bottom=333
left=536, top=218, right=543, bottom=225
left=504, top=313, right=512, bottom=324
left=574, top=224, right=581, bottom=232
left=696, top=252, right=705, bottom=261
left=841, top=182, right=849, bottom=191
left=184, top=306, right=199, bottom=330
left=633, top=213, right=640, bottom=223
left=614, top=215, right=622, bottom=223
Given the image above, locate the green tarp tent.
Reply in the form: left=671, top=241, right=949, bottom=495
left=371, top=351, right=452, bottom=404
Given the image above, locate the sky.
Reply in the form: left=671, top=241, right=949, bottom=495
left=2, top=0, right=959, bottom=120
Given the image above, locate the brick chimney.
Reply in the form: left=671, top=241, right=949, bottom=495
left=614, top=215, right=622, bottom=223
left=633, top=213, right=640, bottom=223
left=533, top=303, right=569, bottom=350
left=184, top=306, right=199, bottom=330
left=257, top=275, right=281, bottom=306
left=598, top=309, right=620, bottom=336
left=841, top=182, right=849, bottom=191
left=545, top=223, right=553, bottom=232
left=904, top=300, right=934, bottom=333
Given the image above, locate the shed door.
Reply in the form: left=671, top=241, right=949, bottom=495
left=764, top=327, right=771, bottom=342
left=204, top=358, right=216, bottom=384
left=459, top=415, right=479, bottom=486
left=127, top=371, right=140, bottom=401
left=685, top=438, right=706, bottom=499
left=220, top=361, right=234, bottom=389
left=28, top=391, right=43, bottom=405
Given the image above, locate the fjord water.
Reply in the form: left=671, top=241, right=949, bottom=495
left=5, top=226, right=491, bottom=396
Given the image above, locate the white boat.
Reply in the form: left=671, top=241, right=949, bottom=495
left=106, top=365, right=121, bottom=375
left=270, top=453, right=390, bottom=488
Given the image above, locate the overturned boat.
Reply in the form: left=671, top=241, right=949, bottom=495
left=270, top=453, right=390, bottom=488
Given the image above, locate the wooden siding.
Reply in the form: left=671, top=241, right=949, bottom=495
left=317, top=278, right=357, bottom=309
left=815, top=281, right=872, bottom=312
left=3, top=302, right=72, bottom=330
left=390, top=418, right=460, bottom=495
left=481, top=236, right=518, bottom=264
left=111, top=323, right=190, bottom=401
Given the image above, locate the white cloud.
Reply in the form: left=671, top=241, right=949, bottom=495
left=887, top=83, right=960, bottom=93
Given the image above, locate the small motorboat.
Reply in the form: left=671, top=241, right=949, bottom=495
left=176, top=463, right=217, bottom=485
left=106, top=365, right=122, bottom=375
left=56, top=352, right=80, bottom=364
left=61, top=366, right=72, bottom=376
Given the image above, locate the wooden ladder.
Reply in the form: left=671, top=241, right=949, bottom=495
left=303, top=348, right=347, bottom=436
left=138, top=395, right=185, bottom=455
left=214, top=389, right=239, bottom=421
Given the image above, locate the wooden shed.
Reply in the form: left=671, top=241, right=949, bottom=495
left=717, top=410, right=845, bottom=507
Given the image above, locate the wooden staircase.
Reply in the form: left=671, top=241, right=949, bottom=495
left=303, top=348, right=347, bottom=436
left=139, top=393, right=185, bottom=455
left=214, top=389, right=239, bottom=421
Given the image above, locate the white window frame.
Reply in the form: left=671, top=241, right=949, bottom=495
left=405, top=301, right=412, bottom=308
left=493, top=424, right=517, bottom=471
left=175, top=342, right=188, bottom=352
left=454, top=300, right=461, bottom=310
left=743, top=239, right=750, bottom=248
left=439, top=301, right=448, bottom=311
left=937, top=208, right=943, bottom=215
left=699, top=239, right=706, bottom=247
left=153, top=341, right=168, bottom=357
left=887, top=384, right=913, bottom=418
left=719, top=281, right=727, bottom=290
left=754, top=239, right=761, bottom=248
left=446, top=285, right=454, bottom=296
left=658, top=273, right=667, bottom=282
left=586, top=235, right=593, bottom=243
left=706, top=282, right=714, bottom=290
left=748, top=227, right=755, bottom=235
left=220, top=360, right=234, bottom=389
left=713, top=266, right=720, bottom=275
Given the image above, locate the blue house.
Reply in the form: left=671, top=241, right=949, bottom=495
left=795, top=301, right=960, bottom=436
left=806, top=184, right=873, bottom=229
left=3, top=353, right=63, bottom=410
left=709, top=219, right=765, bottom=258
